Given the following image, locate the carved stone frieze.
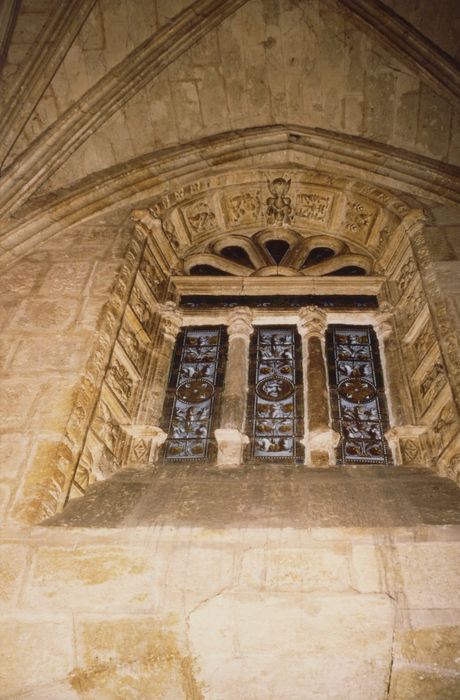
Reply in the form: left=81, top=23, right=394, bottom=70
left=401, top=287, right=425, bottom=331
left=431, top=401, right=458, bottom=456
left=344, top=199, right=375, bottom=239
left=118, top=327, right=144, bottom=370
left=418, top=360, right=446, bottom=408
left=185, top=200, right=217, bottom=234
left=106, top=359, right=135, bottom=408
left=130, top=285, right=153, bottom=332
left=265, top=177, right=292, bottom=225
left=139, top=255, right=160, bottom=293
left=92, top=402, right=122, bottom=453
left=295, top=192, right=332, bottom=223
left=408, top=221, right=460, bottom=408
left=397, top=257, right=417, bottom=295
left=411, top=320, right=436, bottom=368
left=224, top=190, right=261, bottom=226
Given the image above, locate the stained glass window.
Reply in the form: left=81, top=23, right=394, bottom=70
left=162, top=326, right=227, bottom=461
left=246, top=326, right=304, bottom=462
left=326, top=325, right=392, bottom=465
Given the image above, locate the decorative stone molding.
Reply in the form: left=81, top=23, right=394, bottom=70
left=385, top=425, right=428, bottom=467
left=406, top=212, right=460, bottom=414
left=12, top=227, right=146, bottom=524
left=298, top=306, right=328, bottom=339
left=124, top=425, right=167, bottom=468
left=0, top=0, right=249, bottom=220
left=3, top=127, right=458, bottom=273
left=340, top=0, right=460, bottom=103
left=146, top=303, right=183, bottom=426
left=0, top=0, right=97, bottom=163
left=227, top=306, right=253, bottom=341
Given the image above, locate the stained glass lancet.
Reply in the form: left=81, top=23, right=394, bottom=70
left=162, top=326, right=227, bottom=460
left=326, top=325, right=391, bottom=465
left=247, top=326, right=303, bottom=461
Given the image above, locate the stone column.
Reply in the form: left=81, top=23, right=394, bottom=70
left=147, top=302, right=182, bottom=426
left=375, top=309, right=427, bottom=465
left=215, top=307, right=253, bottom=467
left=298, top=306, right=339, bottom=467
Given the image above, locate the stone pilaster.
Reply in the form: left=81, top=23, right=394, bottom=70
left=298, top=306, right=339, bottom=467
left=374, top=309, right=427, bottom=466
left=215, top=307, right=253, bottom=467
left=374, top=308, right=413, bottom=428
left=143, top=302, right=182, bottom=426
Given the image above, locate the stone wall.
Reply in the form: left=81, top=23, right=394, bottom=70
left=0, top=221, right=130, bottom=525
left=1, top=524, right=459, bottom=699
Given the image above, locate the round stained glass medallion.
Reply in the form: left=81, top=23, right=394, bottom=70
left=256, top=377, right=294, bottom=401
left=177, top=379, right=214, bottom=403
left=338, top=378, right=376, bottom=404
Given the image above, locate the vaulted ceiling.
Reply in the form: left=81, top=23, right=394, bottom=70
left=0, top=0, right=459, bottom=269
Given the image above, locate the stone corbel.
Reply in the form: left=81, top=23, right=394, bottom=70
left=124, top=424, right=168, bottom=468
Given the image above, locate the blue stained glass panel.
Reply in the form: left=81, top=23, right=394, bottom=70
left=164, top=327, right=225, bottom=460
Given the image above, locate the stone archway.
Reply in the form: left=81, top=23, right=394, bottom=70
left=10, top=158, right=460, bottom=524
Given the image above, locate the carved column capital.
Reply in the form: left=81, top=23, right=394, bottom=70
left=159, top=302, right=182, bottom=341
left=298, top=306, right=328, bottom=338
left=374, top=311, right=394, bottom=340
left=227, top=306, right=253, bottom=340
left=124, top=425, right=167, bottom=468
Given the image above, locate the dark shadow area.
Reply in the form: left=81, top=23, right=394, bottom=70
left=43, top=465, right=460, bottom=529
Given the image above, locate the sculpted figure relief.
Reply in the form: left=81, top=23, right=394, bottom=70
left=266, top=177, right=292, bottom=225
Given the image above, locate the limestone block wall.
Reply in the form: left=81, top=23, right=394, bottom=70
left=0, top=221, right=131, bottom=525
left=0, top=525, right=459, bottom=699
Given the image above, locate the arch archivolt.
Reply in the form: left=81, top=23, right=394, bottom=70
left=10, top=162, right=460, bottom=525
left=183, top=229, right=374, bottom=278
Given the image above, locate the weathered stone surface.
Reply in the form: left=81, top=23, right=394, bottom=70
left=0, top=615, right=74, bottom=698
left=44, top=466, right=460, bottom=529
left=394, top=542, right=460, bottom=608
left=389, top=668, right=460, bottom=700
left=72, top=616, right=199, bottom=699
left=25, top=546, right=160, bottom=611
left=240, top=545, right=351, bottom=592
left=0, top=544, right=28, bottom=606
left=189, top=591, right=394, bottom=699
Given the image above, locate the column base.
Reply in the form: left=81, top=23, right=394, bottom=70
left=124, top=425, right=167, bottom=468
left=385, top=425, right=428, bottom=466
left=304, top=428, right=341, bottom=468
left=215, top=429, right=249, bottom=468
